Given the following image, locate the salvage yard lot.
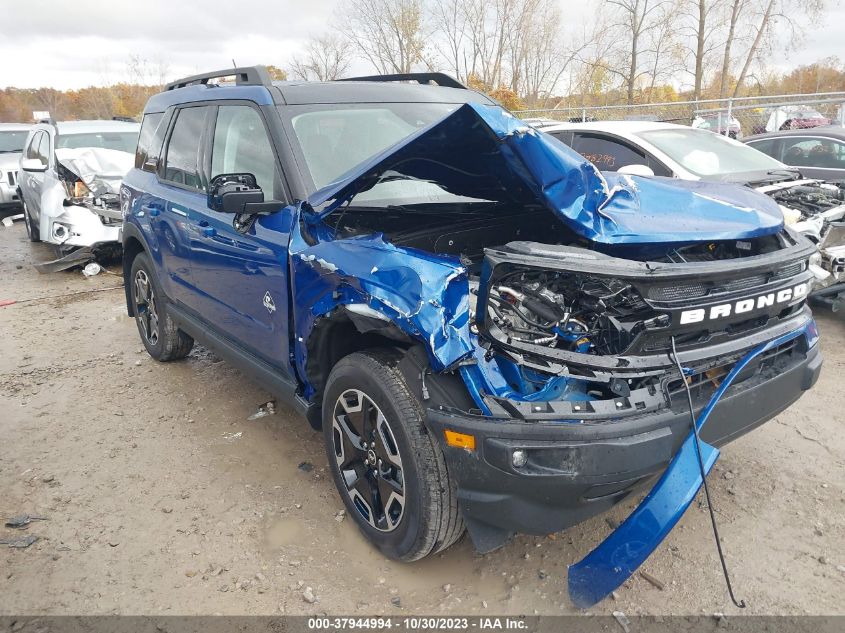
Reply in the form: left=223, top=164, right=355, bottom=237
left=0, top=220, right=843, bottom=616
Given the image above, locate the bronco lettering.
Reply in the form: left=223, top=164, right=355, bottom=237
left=679, top=282, right=809, bottom=325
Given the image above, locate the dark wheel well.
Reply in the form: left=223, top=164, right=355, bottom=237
left=123, top=236, right=146, bottom=316
left=304, top=308, right=475, bottom=429
left=305, top=309, right=412, bottom=404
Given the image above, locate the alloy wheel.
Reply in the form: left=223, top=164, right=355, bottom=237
left=133, top=269, right=160, bottom=346
left=332, top=389, right=406, bottom=532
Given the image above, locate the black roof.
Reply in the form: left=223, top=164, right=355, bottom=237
left=273, top=80, right=493, bottom=105
left=158, top=65, right=494, bottom=107
left=745, top=125, right=845, bottom=142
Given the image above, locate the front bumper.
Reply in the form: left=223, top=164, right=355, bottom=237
left=0, top=182, right=22, bottom=210
left=427, top=328, right=821, bottom=552
left=41, top=203, right=121, bottom=248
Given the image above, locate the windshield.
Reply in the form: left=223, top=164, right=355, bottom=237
left=56, top=132, right=138, bottom=153
left=0, top=130, right=28, bottom=153
left=636, top=127, right=784, bottom=177
left=286, top=103, right=492, bottom=206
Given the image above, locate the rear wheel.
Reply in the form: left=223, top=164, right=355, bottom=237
left=130, top=253, right=194, bottom=361
left=323, top=349, right=464, bottom=561
left=22, top=200, right=40, bottom=242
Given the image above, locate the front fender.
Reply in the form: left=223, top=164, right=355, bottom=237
left=289, top=224, right=474, bottom=399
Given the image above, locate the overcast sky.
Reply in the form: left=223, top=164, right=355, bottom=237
left=0, top=0, right=842, bottom=90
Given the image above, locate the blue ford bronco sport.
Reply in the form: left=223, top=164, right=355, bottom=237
left=122, top=67, right=821, bottom=598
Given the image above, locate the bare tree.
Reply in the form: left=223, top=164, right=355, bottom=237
left=717, top=0, right=746, bottom=97
left=342, top=0, right=427, bottom=74
left=511, top=0, right=584, bottom=106
left=289, top=34, right=352, bottom=81
left=602, top=0, right=675, bottom=104
left=678, top=0, right=726, bottom=101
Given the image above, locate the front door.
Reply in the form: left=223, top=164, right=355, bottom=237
left=187, top=104, right=292, bottom=367
left=21, top=131, right=48, bottom=221
left=153, top=105, right=211, bottom=306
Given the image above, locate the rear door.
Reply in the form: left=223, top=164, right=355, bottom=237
left=186, top=103, right=292, bottom=366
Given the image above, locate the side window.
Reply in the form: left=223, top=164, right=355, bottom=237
left=36, top=132, right=50, bottom=164
left=746, top=139, right=776, bottom=160
left=779, top=137, right=845, bottom=169
left=211, top=105, right=278, bottom=197
left=570, top=133, right=647, bottom=172
left=25, top=132, right=43, bottom=160
left=546, top=131, right=574, bottom=148
left=135, top=112, right=165, bottom=170
left=163, top=107, right=208, bottom=190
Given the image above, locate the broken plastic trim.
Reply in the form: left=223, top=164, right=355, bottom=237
left=567, top=322, right=815, bottom=609
left=33, top=247, right=95, bottom=274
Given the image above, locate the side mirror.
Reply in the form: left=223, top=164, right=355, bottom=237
left=618, top=164, right=655, bottom=177
left=208, top=173, right=265, bottom=214
left=21, top=158, right=47, bottom=173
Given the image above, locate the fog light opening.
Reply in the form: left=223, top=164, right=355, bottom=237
left=512, top=449, right=528, bottom=469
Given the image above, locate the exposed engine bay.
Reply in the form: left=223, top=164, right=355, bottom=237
left=485, top=271, right=659, bottom=356
left=768, top=180, right=845, bottom=223
left=743, top=178, right=845, bottom=300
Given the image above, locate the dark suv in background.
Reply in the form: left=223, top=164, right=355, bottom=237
left=120, top=67, right=820, bottom=587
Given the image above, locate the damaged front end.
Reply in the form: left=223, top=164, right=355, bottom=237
left=35, top=148, right=131, bottom=271
left=763, top=179, right=845, bottom=308
left=289, top=102, right=821, bottom=603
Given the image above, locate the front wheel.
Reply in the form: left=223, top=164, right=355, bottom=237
left=22, top=200, right=40, bottom=242
left=322, top=350, right=464, bottom=561
left=130, top=253, right=194, bottom=361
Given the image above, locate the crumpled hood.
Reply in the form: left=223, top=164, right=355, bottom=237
left=307, top=102, right=784, bottom=245
left=55, top=147, right=134, bottom=197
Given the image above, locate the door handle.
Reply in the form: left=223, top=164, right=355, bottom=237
left=141, top=203, right=162, bottom=217
left=196, top=220, right=215, bottom=237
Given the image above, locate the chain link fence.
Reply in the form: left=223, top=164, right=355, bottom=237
left=515, top=92, right=845, bottom=138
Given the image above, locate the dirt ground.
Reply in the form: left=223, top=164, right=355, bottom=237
left=0, top=218, right=843, bottom=617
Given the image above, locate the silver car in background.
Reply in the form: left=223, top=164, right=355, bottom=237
left=0, top=123, right=31, bottom=214
left=18, top=119, right=139, bottom=268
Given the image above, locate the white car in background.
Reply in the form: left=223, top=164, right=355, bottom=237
left=18, top=119, right=140, bottom=270
left=0, top=123, right=30, bottom=214
left=538, top=120, right=845, bottom=304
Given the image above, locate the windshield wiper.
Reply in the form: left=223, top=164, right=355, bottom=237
left=766, top=168, right=802, bottom=180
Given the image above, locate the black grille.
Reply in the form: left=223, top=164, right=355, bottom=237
left=648, top=282, right=708, bottom=301
left=773, top=261, right=805, bottom=279
left=720, top=274, right=768, bottom=292
left=6, top=171, right=15, bottom=186
left=648, top=260, right=805, bottom=302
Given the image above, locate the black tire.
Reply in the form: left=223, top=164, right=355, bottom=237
left=322, top=349, right=464, bottom=561
left=22, top=200, right=40, bottom=242
left=129, top=253, right=194, bottom=361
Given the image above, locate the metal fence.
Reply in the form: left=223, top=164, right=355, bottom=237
left=515, top=92, right=845, bottom=137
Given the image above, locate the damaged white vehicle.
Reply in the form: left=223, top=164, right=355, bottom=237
left=538, top=121, right=845, bottom=308
left=18, top=120, right=139, bottom=271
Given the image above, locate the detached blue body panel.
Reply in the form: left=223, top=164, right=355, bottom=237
left=306, top=102, right=784, bottom=245
left=567, top=323, right=816, bottom=608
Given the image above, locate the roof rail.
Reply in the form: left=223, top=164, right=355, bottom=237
left=112, top=116, right=137, bottom=123
left=165, top=66, right=273, bottom=91
left=337, top=73, right=467, bottom=90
